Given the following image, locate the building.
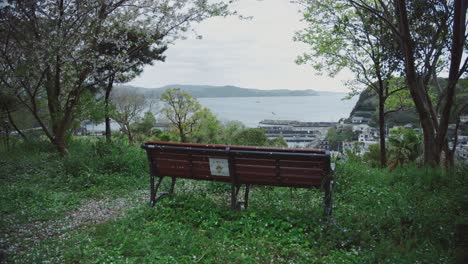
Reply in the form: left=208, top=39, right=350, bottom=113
left=318, top=140, right=330, bottom=150
left=342, top=140, right=377, bottom=156
left=358, top=133, right=374, bottom=142
left=259, top=120, right=337, bottom=148
left=460, top=115, right=468, bottom=123
left=154, top=122, right=170, bottom=131
left=351, top=116, right=371, bottom=124
left=352, top=124, right=371, bottom=133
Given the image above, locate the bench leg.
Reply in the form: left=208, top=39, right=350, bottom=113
left=230, top=184, right=238, bottom=211
left=244, top=184, right=251, bottom=209
left=169, top=177, right=176, bottom=197
left=151, top=176, right=164, bottom=207
left=231, top=184, right=250, bottom=211
left=150, top=174, right=155, bottom=206
left=324, top=178, right=333, bottom=216
left=150, top=176, right=178, bottom=207
left=235, top=185, right=241, bottom=196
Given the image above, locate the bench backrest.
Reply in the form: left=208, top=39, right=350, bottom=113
left=142, top=141, right=331, bottom=188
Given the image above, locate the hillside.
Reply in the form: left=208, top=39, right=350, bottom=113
left=2, top=140, right=466, bottom=262
left=349, top=78, right=468, bottom=126
left=349, top=88, right=420, bottom=126
left=116, top=84, right=320, bottom=98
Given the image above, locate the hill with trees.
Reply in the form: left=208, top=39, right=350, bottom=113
left=115, top=84, right=321, bottom=98
left=349, top=78, right=468, bottom=127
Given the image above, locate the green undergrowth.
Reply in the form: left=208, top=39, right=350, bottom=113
left=1, top=140, right=467, bottom=263
left=0, top=138, right=147, bottom=226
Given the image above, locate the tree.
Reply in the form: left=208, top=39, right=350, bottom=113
left=268, top=136, right=288, bottom=148
left=232, top=128, right=268, bottom=146
left=190, top=108, right=222, bottom=144
left=110, top=89, right=147, bottom=145
left=231, top=128, right=288, bottom=147
left=90, top=0, right=236, bottom=143
left=134, top=111, right=157, bottom=137
left=296, top=0, right=404, bottom=167
left=0, top=90, right=28, bottom=142
left=0, top=0, right=235, bottom=153
left=72, top=89, right=106, bottom=133
left=221, top=120, right=246, bottom=144
left=447, top=87, right=468, bottom=166
left=346, top=0, right=467, bottom=166
left=0, top=1, right=133, bottom=153
left=93, top=26, right=166, bottom=143
left=363, top=144, right=381, bottom=168
left=160, top=88, right=202, bottom=142
left=326, top=126, right=356, bottom=151
left=387, top=127, right=422, bottom=170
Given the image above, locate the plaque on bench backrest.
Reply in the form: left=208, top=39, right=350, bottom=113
left=209, top=158, right=230, bottom=176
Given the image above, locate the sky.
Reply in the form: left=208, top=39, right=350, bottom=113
left=128, top=0, right=354, bottom=92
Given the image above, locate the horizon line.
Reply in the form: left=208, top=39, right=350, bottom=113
left=121, top=83, right=350, bottom=94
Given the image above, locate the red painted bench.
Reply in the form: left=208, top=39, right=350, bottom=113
left=141, top=141, right=334, bottom=215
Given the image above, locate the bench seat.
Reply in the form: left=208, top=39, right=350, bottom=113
left=141, top=141, right=333, bottom=215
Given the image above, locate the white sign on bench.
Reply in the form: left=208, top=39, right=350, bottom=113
left=209, top=158, right=230, bottom=176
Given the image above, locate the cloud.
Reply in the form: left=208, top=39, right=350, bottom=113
left=128, top=0, right=354, bottom=92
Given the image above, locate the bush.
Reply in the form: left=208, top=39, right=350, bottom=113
left=232, top=128, right=268, bottom=146
left=388, top=127, right=422, bottom=168
left=362, top=143, right=381, bottom=167
left=60, top=138, right=147, bottom=178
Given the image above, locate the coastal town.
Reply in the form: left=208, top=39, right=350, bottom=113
left=258, top=116, right=468, bottom=163
left=71, top=113, right=468, bottom=163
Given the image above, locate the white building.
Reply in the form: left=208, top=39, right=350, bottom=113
left=351, top=116, right=365, bottom=123
left=460, top=115, right=468, bottom=123
left=359, top=133, right=374, bottom=142
left=343, top=140, right=378, bottom=156
left=352, top=124, right=371, bottom=133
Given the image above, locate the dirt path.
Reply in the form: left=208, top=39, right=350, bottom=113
left=1, top=189, right=149, bottom=259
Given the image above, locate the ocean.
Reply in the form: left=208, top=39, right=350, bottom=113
left=85, top=94, right=358, bottom=131
left=198, top=94, right=358, bottom=127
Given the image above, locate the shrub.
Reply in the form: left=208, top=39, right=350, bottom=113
left=388, top=127, right=422, bottom=169
left=362, top=143, right=381, bottom=167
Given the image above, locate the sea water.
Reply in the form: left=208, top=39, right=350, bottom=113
left=86, top=94, right=358, bottom=131
left=198, top=94, right=357, bottom=127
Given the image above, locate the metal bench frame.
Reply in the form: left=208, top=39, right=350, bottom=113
left=141, top=141, right=334, bottom=215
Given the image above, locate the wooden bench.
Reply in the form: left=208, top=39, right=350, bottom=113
left=141, top=141, right=334, bottom=215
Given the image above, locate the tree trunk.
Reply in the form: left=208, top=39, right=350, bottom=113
left=16, top=94, right=54, bottom=141
left=394, top=0, right=467, bottom=167
left=448, top=107, right=466, bottom=167
left=5, top=107, right=29, bottom=142
left=53, top=127, right=68, bottom=154
left=435, top=0, right=467, bottom=162
left=3, top=121, right=9, bottom=148
left=125, top=124, right=134, bottom=145
left=378, top=88, right=387, bottom=167
left=395, top=0, right=439, bottom=166
left=105, top=115, right=112, bottom=142
left=420, top=114, right=439, bottom=166
left=178, top=125, right=186, bottom=142
left=180, top=133, right=186, bottom=142
left=104, top=75, right=114, bottom=143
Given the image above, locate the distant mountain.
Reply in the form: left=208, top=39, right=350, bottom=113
left=116, top=84, right=323, bottom=98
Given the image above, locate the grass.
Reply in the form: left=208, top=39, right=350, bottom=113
left=1, top=139, right=466, bottom=263
left=0, top=139, right=146, bottom=225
